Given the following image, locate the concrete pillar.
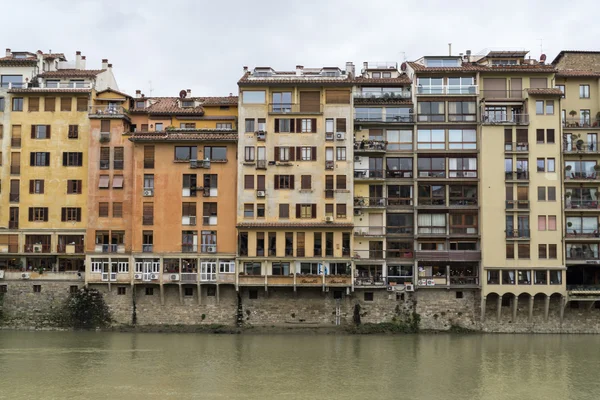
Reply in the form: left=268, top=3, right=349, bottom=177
left=159, top=284, right=165, bottom=306
left=544, top=295, right=550, bottom=321
left=528, top=295, right=534, bottom=323
left=511, top=294, right=518, bottom=322
left=496, top=295, right=502, bottom=322
left=480, top=296, right=487, bottom=322
left=560, top=295, right=565, bottom=323
left=216, top=284, right=220, bottom=305
left=178, top=284, right=183, bottom=305
left=197, top=283, right=201, bottom=305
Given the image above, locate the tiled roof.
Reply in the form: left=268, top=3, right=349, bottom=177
left=551, top=50, right=600, bottom=65
left=196, top=96, right=238, bottom=105
left=8, top=88, right=91, bottom=94
left=175, top=116, right=236, bottom=121
left=527, top=88, right=563, bottom=96
left=238, top=72, right=353, bottom=86
left=0, top=56, right=37, bottom=65
left=43, top=53, right=66, bottom=60
left=131, top=97, right=205, bottom=115
left=237, top=222, right=354, bottom=229
left=38, top=69, right=105, bottom=78
left=96, top=88, right=131, bottom=98
left=555, top=69, right=600, bottom=78
left=408, top=61, right=555, bottom=73
left=354, top=98, right=413, bottom=105
left=351, top=75, right=412, bottom=85
left=129, top=129, right=237, bottom=142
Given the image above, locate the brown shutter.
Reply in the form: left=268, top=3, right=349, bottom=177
left=40, top=180, right=44, bottom=193
left=31, top=125, right=35, bottom=138
left=299, top=91, right=320, bottom=112
left=244, top=175, right=254, bottom=189
left=311, top=118, right=317, bottom=133
left=61, top=208, right=66, bottom=222
left=296, top=204, right=301, bottom=218
left=274, top=146, right=279, bottom=161
left=290, top=119, right=295, bottom=132
left=77, top=208, right=81, bottom=222
left=289, top=147, right=295, bottom=161
left=336, top=118, right=346, bottom=132
left=28, top=208, right=33, bottom=221
left=29, top=180, right=34, bottom=193
left=257, top=175, right=265, bottom=190
left=504, top=128, right=512, bottom=144
left=311, top=204, right=316, bottom=218
left=290, top=175, right=295, bottom=189
left=311, top=147, right=317, bottom=161
left=296, top=118, right=302, bottom=133
left=46, top=125, right=51, bottom=138
left=274, top=119, right=279, bottom=133
left=296, top=147, right=301, bottom=160
left=516, top=129, right=528, bottom=143
left=274, top=175, right=279, bottom=189
left=44, top=208, right=48, bottom=221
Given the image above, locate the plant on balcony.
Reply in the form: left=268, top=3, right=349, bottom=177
left=565, top=165, right=572, bottom=171
left=594, top=165, right=600, bottom=172
left=567, top=222, right=573, bottom=228
left=569, top=110, right=577, bottom=117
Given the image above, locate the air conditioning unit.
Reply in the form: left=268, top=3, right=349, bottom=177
left=354, top=156, right=361, bottom=161
left=189, top=216, right=197, bottom=226
left=0, top=270, right=4, bottom=279
left=354, top=209, right=363, bottom=216
left=33, top=244, right=43, bottom=253
left=207, top=246, right=217, bottom=253
left=21, top=272, right=30, bottom=279
left=405, top=283, right=414, bottom=292
left=143, top=188, right=154, bottom=197
left=325, top=216, right=334, bottom=223
left=387, top=286, right=394, bottom=291
left=134, top=273, right=142, bottom=280
left=336, top=132, right=345, bottom=140
left=257, top=190, right=266, bottom=198
left=202, top=160, right=211, bottom=169
left=170, top=274, right=180, bottom=281
left=150, top=273, right=159, bottom=280
left=190, top=159, right=198, bottom=169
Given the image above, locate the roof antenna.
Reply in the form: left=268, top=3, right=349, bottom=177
left=148, top=80, right=153, bottom=97
left=538, top=38, right=543, bottom=55
left=399, top=52, right=406, bottom=62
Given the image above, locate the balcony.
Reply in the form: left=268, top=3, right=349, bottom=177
left=296, top=274, right=323, bottom=287
left=505, top=229, right=530, bottom=239
left=417, top=170, right=445, bottom=179
left=449, top=198, right=477, bottom=207
left=504, top=142, right=529, bottom=153
left=566, top=247, right=599, bottom=262
left=5, top=81, right=92, bottom=90
left=354, top=276, right=386, bottom=287
left=565, top=200, right=600, bottom=210
left=354, top=226, right=386, bottom=237
left=505, top=200, right=530, bottom=210
left=417, top=227, right=447, bottom=236
left=354, top=197, right=386, bottom=208
left=565, top=229, right=600, bottom=239
left=565, top=171, right=599, bottom=181
left=182, top=245, right=198, bottom=253
left=415, top=250, right=481, bottom=262
left=142, top=244, right=153, bottom=253
left=9, top=193, right=19, bottom=203
left=482, top=113, right=529, bottom=125
left=354, top=140, right=387, bottom=152
left=354, top=169, right=384, bottom=180
left=325, top=275, right=352, bottom=286
left=57, top=244, right=84, bottom=253
left=94, top=244, right=123, bottom=253
left=354, top=115, right=415, bottom=124
left=180, top=272, right=198, bottom=282
left=256, top=160, right=267, bottom=170
left=418, top=198, right=446, bottom=207
left=386, top=169, right=413, bottom=179
left=89, top=105, right=128, bottom=117
left=564, top=142, right=600, bottom=154
left=387, top=198, right=413, bottom=208
left=449, top=227, right=478, bottom=236
left=386, top=227, right=414, bottom=236
left=563, top=118, right=600, bottom=129
left=416, top=85, right=478, bottom=95
left=365, top=61, right=397, bottom=69
left=505, top=171, right=529, bottom=181
left=24, top=244, right=51, bottom=253
left=267, top=275, right=295, bottom=286
left=480, top=90, right=524, bottom=100
left=386, top=250, right=414, bottom=259
left=354, top=90, right=410, bottom=99
left=353, top=249, right=385, bottom=260
left=268, top=103, right=322, bottom=114
left=325, top=160, right=334, bottom=170
left=567, top=286, right=600, bottom=297
left=238, top=275, right=266, bottom=286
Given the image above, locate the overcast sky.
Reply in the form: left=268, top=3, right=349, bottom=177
left=2, top=0, right=597, bottom=97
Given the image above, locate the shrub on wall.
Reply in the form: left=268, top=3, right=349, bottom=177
left=66, top=287, right=112, bottom=329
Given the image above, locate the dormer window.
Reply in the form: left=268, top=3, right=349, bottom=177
left=382, top=72, right=392, bottom=78
left=45, top=80, right=60, bottom=88
left=14, top=54, right=27, bottom=59
left=373, top=72, right=381, bottom=78
left=254, top=68, right=273, bottom=77
left=135, top=100, right=145, bottom=108
left=181, top=100, right=194, bottom=108
left=491, top=60, right=518, bottom=66
left=425, top=58, right=460, bottom=67
left=70, top=80, right=85, bottom=88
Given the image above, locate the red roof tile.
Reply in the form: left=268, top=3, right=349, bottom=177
left=551, top=50, right=600, bottom=65
left=196, top=96, right=238, bottom=105
left=238, top=72, right=353, bottom=86
left=43, top=53, right=66, bottom=60
left=555, top=69, right=600, bottom=78
left=132, top=97, right=205, bottom=115
left=8, top=88, right=91, bottom=94
left=351, top=75, right=411, bottom=85
left=39, top=69, right=105, bottom=78
left=408, top=61, right=555, bottom=73
left=527, top=88, right=563, bottom=96
left=237, top=222, right=354, bottom=229
left=129, top=129, right=237, bottom=142
left=96, top=88, right=131, bottom=98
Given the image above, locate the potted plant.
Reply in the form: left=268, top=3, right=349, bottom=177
left=569, top=110, right=577, bottom=118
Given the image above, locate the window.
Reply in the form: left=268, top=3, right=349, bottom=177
left=60, top=97, right=71, bottom=112
left=61, top=207, right=81, bottom=222
left=274, top=175, right=294, bottom=189
left=275, top=118, right=292, bottom=133
left=76, top=97, right=87, bottom=112
left=537, top=158, right=545, bottom=172
left=63, top=152, right=83, bottom=166
left=364, top=292, right=374, bottom=302
left=336, top=147, right=346, bottom=161
left=538, top=215, right=547, bottom=231
left=336, top=175, right=346, bottom=190
left=417, top=157, right=445, bottom=178
left=417, top=129, right=445, bottom=149
left=144, top=145, right=154, bottom=168
left=28, top=97, right=39, bottom=112
left=33, top=285, right=41, bottom=293
left=175, top=146, right=197, bottom=161
left=448, top=129, right=476, bottom=150
left=67, top=180, right=82, bottom=194
left=29, top=179, right=44, bottom=194
left=12, top=98, right=23, bottom=111
left=99, top=202, right=109, bottom=217
left=272, top=262, right=290, bottom=275
left=0, top=97, right=4, bottom=111
left=325, top=204, right=334, bottom=217
left=448, top=101, right=476, bottom=121
left=216, top=123, right=232, bottom=129
left=326, top=90, right=350, bottom=104
left=548, top=187, right=556, bottom=201
left=180, top=123, right=196, bottom=129
left=449, top=158, right=477, bottom=178
left=545, top=100, right=554, bottom=115
left=417, top=102, right=444, bottom=122
left=386, top=130, right=412, bottom=151
left=549, top=244, right=557, bottom=259
left=244, top=204, right=254, bottom=218
left=279, top=204, right=289, bottom=218
left=257, top=175, right=265, bottom=191
left=145, top=287, right=154, bottom=296
left=142, top=203, right=153, bottom=225
left=336, top=118, right=346, bottom=133
left=117, top=287, right=127, bottom=295
left=536, top=100, right=544, bottom=115
left=112, top=175, right=123, bottom=189
left=336, top=204, right=347, bottom=218
left=244, top=146, right=255, bottom=162
left=299, top=146, right=315, bottom=161
left=536, top=129, right=545, bottom=143
left=301, top=175, right=311, bottom=190
left=300, top=118, right=315, bottom=133
left=31, top=125, right=51, bottom=139
left=28, top=207, right=49, bottom=222
left=113, top=147, right=124, bottom=169
left=547, top=129, right=555, bottom=144
left=539, top=244, right=547, bottom=259
left=30, top=152, right=50, bottom=166
left=242, top=91, right=266, bottom=104
left=548, top=216, right=556, bottom=231
left=245, top=119, right=255, bottom=132
left=538, top=187, right=546, bottom=201
left=417, top=214, right=446, bottom=234
left=244, top=175, right=254, bottom=189
left=113, top=202, right=123, bottom=218
left=257, top=203, right=265, bottom=218
left=518, top=244, right=530, bottom=259
left=68, top=125, right=79, bottom=139
left=297, top=204, right=316, bottom=219
left=45, top=97, right=55, bottom=111
left=506, top=243, right=514, bottom=259
left=204, top=146, right=227, bottom=161
left=580, top=85, right=590, bottom=99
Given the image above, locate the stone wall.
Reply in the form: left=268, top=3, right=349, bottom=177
left=414, top=289, right=480, bottom=331
left=555, top=52, right=600, bottom=72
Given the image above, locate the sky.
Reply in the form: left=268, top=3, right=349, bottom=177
left=1, top=0, right=598, bottom=97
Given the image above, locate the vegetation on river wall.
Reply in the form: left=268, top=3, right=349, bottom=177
left=57, top=288, right=112, bottom=329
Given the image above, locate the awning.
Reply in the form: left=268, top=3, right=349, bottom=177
left=112, top=175, right=124, bottom=188
left=98, top=175, right=109, bottom=188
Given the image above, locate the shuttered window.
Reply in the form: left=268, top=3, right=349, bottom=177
left=279, top=204, right=289, bottom=218
left=326, top=90, right=350, bottom=104
left=28, top=97, right=39, bottom=112
left=60, top=97, right=72, bottom=112
left=336, top=204, right=347, bottom=218
left=301, top=175, right=311, bottom=189
left=113, top=202, right=123, bottom=218
left=244, top=175, right=254, bottom=189
left=144, top=145, right=155, bottom=168
left=45, top=97, right=55, bottom=112
left=296, top=118, right=317, bottom=133
left=257, top=175, right=265, bottom=191
left=182, top=202, right=196, bottom=216
left=28, top=207, right=48, bottom=221
left=114, top=147, right=124, bottom=170
left=99, top=202, right=109, bottom=217
left=68, top=125, right=79, bottom=139
left=336, top=118, right=346, bottom=132
left=143, top=203, right=154, bottom=225
left=31, top=125, right=51, bottom=139
left=30, top=152, right=50, bottom=166
left=530, top=78, right=547, bottom=89
left=61, top=207, right=81, bottom=222
left=296, top=204, right=317, bottom=219
left=98, top=175, right=110, bottom=189
left=274, top=175, right=294, bottom=189
left=63, top=152, right=83, bottom=166
left=29, top=179, right=44, bottom=194
left=76, top=98, right=87, bottom=112
left=299, top=91, right=320, bottom=112
left=336, top=175, right=346, bottom=190
left=100, top=119, right=110, bottom=132
left=100, top=147, right=110, bottom=169
left=67, top=180, right=82, bottom=194
left=112, top=175, right=124, bottom=189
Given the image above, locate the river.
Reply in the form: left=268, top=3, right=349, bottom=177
left=0, top=331, right=599, bottom=399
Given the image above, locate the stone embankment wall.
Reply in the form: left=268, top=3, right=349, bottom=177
left=2, top=281, right=600, bottom=333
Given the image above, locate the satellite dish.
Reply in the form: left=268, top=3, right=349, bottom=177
left=540, top=54, right=547, bottom=62
left=179, top=90, right=187, bottom=99
left=400, top=62, right=408, bottom=71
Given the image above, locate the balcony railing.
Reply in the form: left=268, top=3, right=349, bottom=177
left=482, top=113, right=529, bottom=125
left=566, top=248, right=599, bottom=260
left=505, top=229, right=531, bottom=239
left=3, top=82, right=92, bottom=89
left=448, top=276, right=479, bottom=285
left=416, top=250, right=481, bottom=262
left=449, top=198, right=477, bottom=207
left=417, top=227, right=447, bottom=235
left=355, top=115, right=415, bottom=123
left=181, top=272, right=198, bottom=282
left=353, top=249, right=385, bottom=259
left=505, top=142, right=529, bottom=152
left=418, top=198, right=446, bottom=206
left=142, top=244, right=153, bottom=253
left=95, top=244, right=119, bottom=253
left=354, top=169, right=384, bottom=179
left=449, top=171, right=477, bottom=178
left=365, top=61, right=397, bottom=69
left=387, top=198, right=413, bottom=207
left=449, top=227, right=478, bottom=235
left=89, top=105, right=127, bottom=116
left=354, top=276, right=386, bottom=286
left=505, top=200, right=529, bottom=210
left=24, top=244, right=51, bottom=253
left=9, top=194, right=19, bottom=202
left=386, top=227, right=414, bottom=235
left=565, top=229, right=600, bottom=238
left=268, top=103, right=322, bottom=114
left=564, top=142, right=599, bottom=153
left=565, top=200, right=600, bottom=210
left=386, top=170, right=413, bottom=179
left=565, top=171, right=599, bottom=180
left=505, top=171, right=529, bottom=180
left=256, top=160, right=267, bottom=170
left=57, top=244, right=84, bottom=253
left=386, top=250, right=414, bottom=259
left=325, top=160, right=334, bottom=170
left=563, top=118, right=599, bottom=128
left=417, top=85, right=478, bottom=95
left=354, top=226, right=386, bottom=236
left=354, top=140, right=387, bottom=151
left=182, top=244, right=198, bottom=252
left=354, top=90, right=411, bottom=99
left=354, top=197, right=386, bottom=207
left=417, top=170, right=445, bottom=178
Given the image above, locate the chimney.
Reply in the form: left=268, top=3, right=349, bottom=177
left=345, top=61, right=355, bottom=77
left=229, top=92, right=233, bottom=97
left=5, top=48, right=11, bottom=57
left=75, top=51, right=82, bottom=69
left=108, top=63, right=112, bottom=69
left=243, top=66, right=248, bottom=73
left=135, top=90, right=141, bottom=98
left=187, top=89, right=191, bottom=97
left=80, top=55, right=86, bottom=70
left=296, top=65, right=304, bottom=76
left=101, top=58, right=109, bottom=69
left=465, top=50, right=472, bottom=63
left=448, top=43, right=452, bottom=56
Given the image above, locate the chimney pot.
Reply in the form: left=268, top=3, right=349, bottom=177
left=101, top=59, right=109, bottom=69
left=229, top=92, right=233, bottom=97
left=102, top=58, right=108, bottom=62
left=37, top=50, right=43, bottom=55
left=81, top=56, right=86, bottom=60
left=5, top=48, right=11, bottom=57
left=243, top=66, right=248, bottom=72
left=108, top=63, right=112, bottom=68
left=76, top=51, right=81, bottom=55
